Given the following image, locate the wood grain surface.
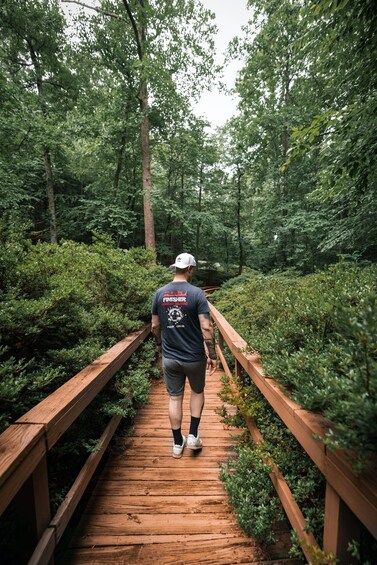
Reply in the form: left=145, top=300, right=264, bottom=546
left=57, top=370, right=297, bottom=564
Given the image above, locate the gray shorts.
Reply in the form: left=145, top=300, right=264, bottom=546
left=162, top=357, right=206, bottom=396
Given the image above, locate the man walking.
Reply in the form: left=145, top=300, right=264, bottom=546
left=151, top=253, right=218, bottom=458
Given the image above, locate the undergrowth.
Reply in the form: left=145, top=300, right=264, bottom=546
left=212, top=262, right=377, bottom=471
left=0, top=226, right=170, bottom=430
left=214, top=261, right=377, bottom=563
left=218, top=371, right=325, bottom=549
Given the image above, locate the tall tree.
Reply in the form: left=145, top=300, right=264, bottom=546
left=288, top=0, right=377, bottom=260
left=122, top=0, right=155, bottom=250
left=64, top=0, right=217, bottom=251
left=0, top=0, right=73, bottom=243
left=226, top=0, right=335, bottom=272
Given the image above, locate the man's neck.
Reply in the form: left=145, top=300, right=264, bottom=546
left=173, top=274, right=190, bottom=283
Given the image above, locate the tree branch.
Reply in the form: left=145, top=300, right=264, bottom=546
left=62, top=0, right=124, bottom=21
left=122, top=0, right=143, bottom=61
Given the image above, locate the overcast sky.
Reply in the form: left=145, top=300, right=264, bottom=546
left=192, top=0, right=250, bottom=129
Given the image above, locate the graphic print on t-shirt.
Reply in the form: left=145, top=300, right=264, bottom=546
left=162, top=291, right=188, bottom=328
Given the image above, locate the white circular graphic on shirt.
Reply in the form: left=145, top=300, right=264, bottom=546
left=167, top=307, right=184, bottom=324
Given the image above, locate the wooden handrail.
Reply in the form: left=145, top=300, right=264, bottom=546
left=216, top=344, right=318, bottom=563
left=210, top=303, right=377, bottom=563
left=0, top=323, right=151, bottom=564
left=202, top=286, right=220, bottom=296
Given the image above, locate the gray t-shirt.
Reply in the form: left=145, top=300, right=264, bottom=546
left=152, top=282, right=209, bottom=362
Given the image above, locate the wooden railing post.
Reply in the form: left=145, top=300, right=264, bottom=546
left=218, top=331, right=224, bottom=353
left=323, top=482, right=362, bottom=564
left=236, top=359, right=248, bottom=386
left=14, top=453, right=51, bottom=564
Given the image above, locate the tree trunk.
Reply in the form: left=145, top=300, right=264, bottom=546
left=28, top=40, right=58, bottom=244
left=139, top=87, right=155, bottom=250
left=195, top=161, right=204, bottom=260
left=44, top=147, right=58, bottom=244
left=123, top=0, right=156, bottom=251
left=278, top=50, right=292, bottom=267
left=236, top=165, right=244, bottom=276
left=224, top=232, right=229, bottom=269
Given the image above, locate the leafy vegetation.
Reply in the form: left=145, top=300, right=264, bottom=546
left=220, top=440, right=284, bottom=544
left=0, top=0, right=375, bottom=272
left=219, top=373, right=325, bottom=547
left=214, top=262, right=377, bottom=562
left=0, top=226, right=170, bottom=431
left=213, top=262, right=377, bottom=468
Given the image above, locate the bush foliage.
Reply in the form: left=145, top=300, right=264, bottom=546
left=212, top=262, right=377, bottom=468
left=218, top=373, right=325, bottom=549
left=216, top=264, right=377, bottom=561
left=0, top=225, right=170, bottom=431
left=0, top=227, right=172, bottom=562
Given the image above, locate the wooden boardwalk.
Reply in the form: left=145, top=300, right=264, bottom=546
left=58, top=370, right=296, bottom=564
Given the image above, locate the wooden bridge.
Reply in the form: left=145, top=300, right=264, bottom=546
left=57, top=369, right=295, bottom=564
left=1, top=302, right=376, bottom=564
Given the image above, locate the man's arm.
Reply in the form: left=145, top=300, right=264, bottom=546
left=151, top=314, right=162, bottom=347
left=199, top=313, right=218, bottom=374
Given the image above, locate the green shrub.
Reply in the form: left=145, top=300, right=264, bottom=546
left=218, top=372, right=325, bottom=547
left=214, top=263, right=376, bottom=561
left=220, top=440, right=284, bottom=544
left=0, top=228, right=170, bottom=431
left=212, top=262, right=377, bottom=468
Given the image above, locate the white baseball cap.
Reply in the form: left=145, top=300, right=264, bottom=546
left=170, top=253, right=197, bottom=269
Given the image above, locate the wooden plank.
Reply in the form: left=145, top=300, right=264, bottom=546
left=134, top=417, right=224, bottom=426
left=143, top=400, right=224, bottom=408
left=17, top=324, right=150, bottom=449
left=14, top=454, right=51, bottom=563
left=28, top=527, right=55, bottom=565
left=83, top=495, right=231, bottom=514
left=216, top=343, right=233, bottom=381
left=60, top=549, right=298, bottom=565
left=0, top=423, right=46, bottom=515
left=122, top=437, right=234, bottom=448
left=70, top=533, right=249, bottom=546
left=129, top=428, right=235, bottom=438
left=65, top=533, right=298, bottom=562
left=323, top=482, right=362, bottom=565
left=92, top=480, right=227, bottom=496
left=97, top=467, right=222, bottom=482
left=74, top=512, right=245, bottom=536
left=324, top=451, right=377, bottom=539
left=111, top=456, right=234, bottom=468
left=0, top=423, right=45, bottom=488
left=112, top=453, right=235, bottom=465
left=60, top=538, right=275, bottom=565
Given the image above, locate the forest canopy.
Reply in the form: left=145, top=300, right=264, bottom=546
left=0, top=0, right=375, bottom=272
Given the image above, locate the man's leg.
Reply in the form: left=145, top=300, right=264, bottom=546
left=163, top=359, right=186, bottom=450
left=189, top=390, right=204, bottom=437
left=185, top=359, right=206, bottom=446
left=169, top=394, right=184, bottom=445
